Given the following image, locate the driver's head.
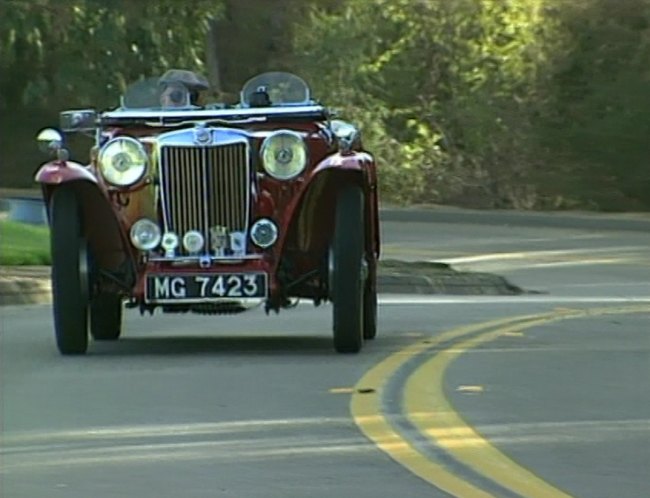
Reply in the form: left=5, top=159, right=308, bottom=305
left=160, top=81, right=188, bottom=107
left=158, top=69, right=209, bottom=108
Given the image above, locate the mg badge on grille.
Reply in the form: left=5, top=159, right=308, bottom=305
left=193, top=123, right=212, bottom=145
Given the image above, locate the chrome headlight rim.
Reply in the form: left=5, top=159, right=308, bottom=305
left=130, top=218, right=161, bottom=251
left=182, top=230, right=205, bottom=254
left=260, top=130, right=308, bottom=180
left=98, top=136, right=148, bottom=187
left=250, top=218, right=279, bottom=249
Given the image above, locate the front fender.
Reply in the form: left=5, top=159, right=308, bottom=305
left=37, top=164, right=136, bottom=289
left=35, top=159, right=98, bottom=185
left=277, top=151, right=380, bottom=266
left=312, top=151, right=375, bottom=176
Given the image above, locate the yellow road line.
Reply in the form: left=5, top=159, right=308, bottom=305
left=404, top=305, right=650, bottom=498
left=352, top=305, right=650, bottom=497
left=352, top=391, right=493, bottom=497
left=351, top=314, right=544, bottom=497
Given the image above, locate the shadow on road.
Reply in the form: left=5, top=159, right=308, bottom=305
left=88, top=335, right=340, bottom=357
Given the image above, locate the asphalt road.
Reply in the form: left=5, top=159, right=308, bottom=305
left=2, top=216, right=649, bottom=498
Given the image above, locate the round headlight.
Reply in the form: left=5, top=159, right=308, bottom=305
left=98, top=137, right=147, bottom=186
left=130, top=219, right=161, bottom=251
left=182, top=230, right=205, bottom=254
left=260, top=130, right=307, bottom=180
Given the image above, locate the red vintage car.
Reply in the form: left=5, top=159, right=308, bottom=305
left=35, top=70, right=380, bottom=355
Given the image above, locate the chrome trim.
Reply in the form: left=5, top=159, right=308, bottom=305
left=157, top=136, right=251, bottom=258
left=260, top=130, right=308, bottom=180
left=250, top=218, right=279, bottom=248
left=146, top=297, right=266, bottom=305
left=102, top=105, right=327, bottom=120
left=98, top=136, right=148, bottom=187
left=148, top=254, right=263, bottom=263
left=331, top=119, right=361, bottom=153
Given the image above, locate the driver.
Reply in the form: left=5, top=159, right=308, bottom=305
left=158, top=69, right=209, bottom=108
left=160, top=81, right=189, bottom=107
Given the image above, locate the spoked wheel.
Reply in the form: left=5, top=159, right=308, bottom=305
left=50, top=186, right=90, bottom=355
left=331, top=184, right=365, bottom=353
left=90, top=292, right=123, bottom=341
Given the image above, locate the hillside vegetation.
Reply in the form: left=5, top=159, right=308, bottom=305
left=2, top=0, right=649, bottom=210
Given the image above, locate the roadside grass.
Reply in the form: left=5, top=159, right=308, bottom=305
left=0, top=220, right=51, bottom=265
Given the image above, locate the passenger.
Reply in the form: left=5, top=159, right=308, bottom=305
left=158, top=69, right=209, bottom=108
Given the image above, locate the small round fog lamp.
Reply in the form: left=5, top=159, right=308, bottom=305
left=161, top=232, right=179, bottom=255
left=183, top=231, right=205, bottom=254
left=130, top=219, right=161, bottom=251
left=250, top=218, right=278, bottom=248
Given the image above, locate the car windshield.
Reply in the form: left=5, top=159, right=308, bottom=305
left=118, top=71, right=312, bottom=110
left=120, top=77, right=193, bottom=110
left=240, top=72, right=311, bottom=107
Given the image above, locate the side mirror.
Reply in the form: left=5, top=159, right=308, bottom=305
left=60, top=109, right=97, bottom=132
left=331, top=119, right=361, bottom=153
left=36, top=128, right=64, bottom=156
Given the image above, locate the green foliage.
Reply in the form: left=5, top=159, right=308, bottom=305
left=539, top=0, right=650, bottom=209
left=0, top=0, right=225, bottom=109
left=0, top=220, right=51, bottom=265
left=2, top=0, right=650, bottom=209
left=293, top=0, right=562, bottom=207
left=0, top=0, right=225, bottom=187
left=294, top=0, right=650, bottom=209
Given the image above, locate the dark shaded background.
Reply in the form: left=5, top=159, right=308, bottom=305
left=2, top=0, right=649, bottom=210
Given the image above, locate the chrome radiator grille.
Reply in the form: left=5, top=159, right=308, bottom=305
left=159, top=143, right=249, bottom=255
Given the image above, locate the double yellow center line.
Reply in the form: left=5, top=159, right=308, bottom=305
left=351, top=305, right=650, bottom=497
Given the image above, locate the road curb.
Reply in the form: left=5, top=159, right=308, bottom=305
left=0, top=265, right=524, bottom=307
left=377, top=271, right=523, bottom=296
left=2, top=205, right=643, bottom=305
left=0, top=276, right=51, bottom=306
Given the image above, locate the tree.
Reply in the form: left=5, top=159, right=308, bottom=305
left=293, top=0, right=561, bottom=207
left=0, top=0, right=225, bottom=186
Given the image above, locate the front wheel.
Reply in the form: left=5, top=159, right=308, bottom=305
left=50, top=187, right=89, bottom=355
left=331, top=185, right=365, bottom=353
left=90, top=293, right=123, bottom=341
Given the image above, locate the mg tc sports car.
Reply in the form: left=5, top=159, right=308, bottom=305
left=35, top=70, right=380, bottom=355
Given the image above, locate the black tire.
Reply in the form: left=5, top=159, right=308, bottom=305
left=332, top=184, right=365, bottom=353
left=50, top=187, right=89, bottom=355
left=363, top=272, right=377, bottom=340
left=90, top=293, right=123, bottom=341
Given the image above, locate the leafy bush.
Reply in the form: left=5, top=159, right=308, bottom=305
left=294, top=0, right=650, bottom=210
left=3, top=0, right=650, bottom=210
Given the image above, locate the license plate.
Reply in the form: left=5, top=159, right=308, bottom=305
left=145, top=273, right=267, bottom=302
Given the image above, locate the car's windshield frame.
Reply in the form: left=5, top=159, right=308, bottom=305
left=117, top=71, right=313, bottom=112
